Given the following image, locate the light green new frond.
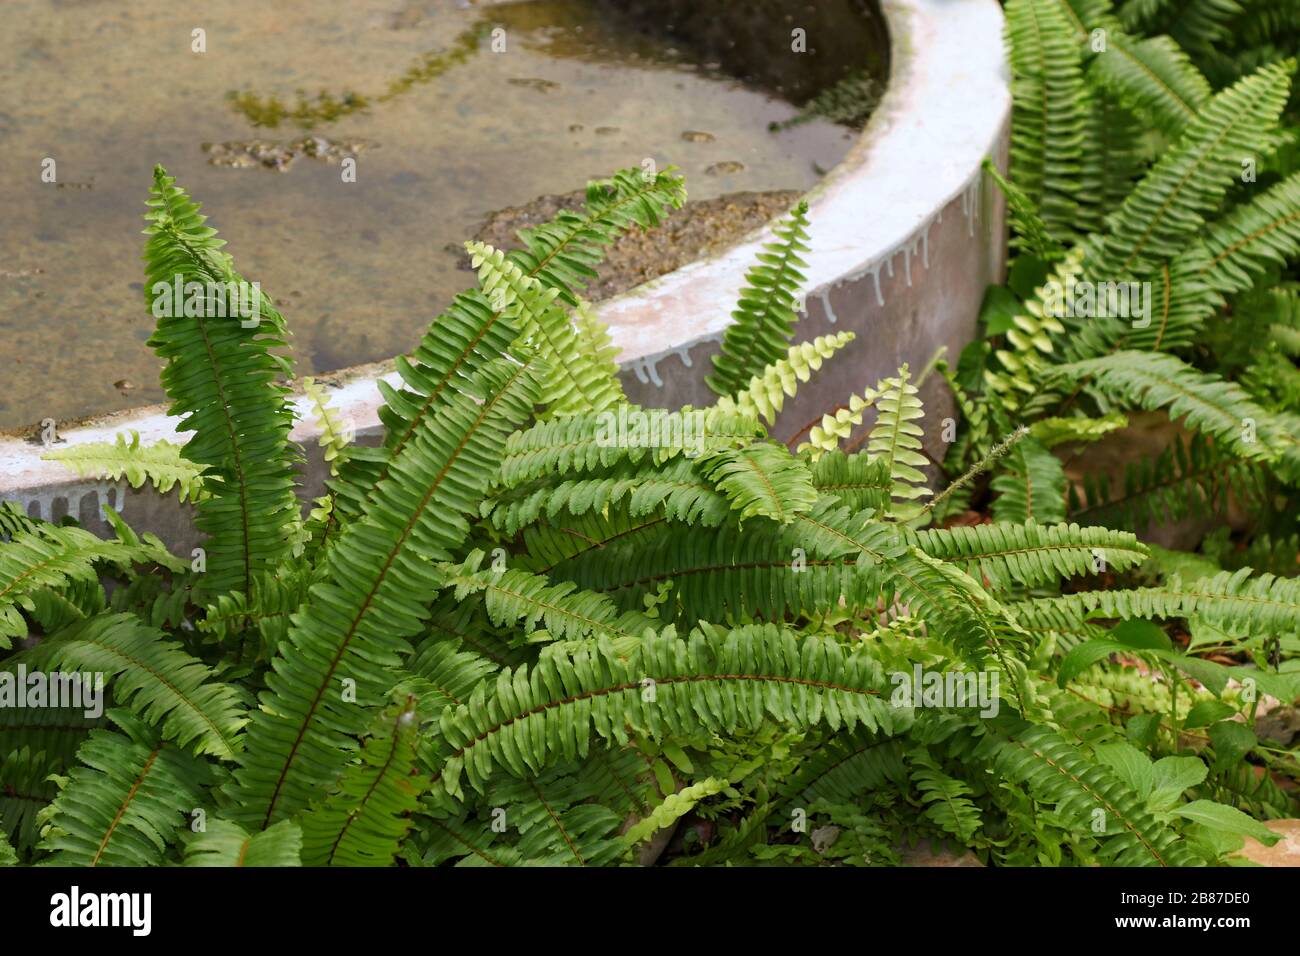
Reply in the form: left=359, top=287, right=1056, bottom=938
left=1030, top=412, right=1128, bottom=447
left=300, top=377, right=353, bottom=476
left=466, top=240, right=615, bottom=417
left=702, top=442, right=818, bottom=524
left=913, top=522, right=1148, bottom=590
left=44, top=431, right=208, bottom=503
left=863, top=365, right=931, bottom=518
left=796, top=389, right=876, bottom=459
left=39, top=712, right=212, bottom=867
left=432, top=625, right=905, bottom=799
left=706, top=202, right=811, bottom=397
left=300, top=700, right=423, bottom=866
left=624, top=777, right=732, bottom=846
left=26, top=612, right=248, bottom=760
left=184, top=819, right=302, bottom=866
left=0, top=830, right=15, bottom=867
left=1092, top=60, right=1292, bottom=276
left=715, top=331, right=856, bottom=426
left=985, top=250, right=1079, bottom=409
left=572, top=299, right=626, bottom=408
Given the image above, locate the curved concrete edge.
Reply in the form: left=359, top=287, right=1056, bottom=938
left=0, top=0, right=1010, bottom=550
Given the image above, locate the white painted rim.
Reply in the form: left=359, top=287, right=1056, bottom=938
left=0, top=0, right=1010, bottom=509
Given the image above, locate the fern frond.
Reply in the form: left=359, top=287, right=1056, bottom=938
left=39, top=711, right=212, bottom=866
left=977, top=719, right=1201, bottom=865
left=1005, top=0, right=1090, bottom=236
left=24, top=612, right=247, bottom=760
left=706, top=202, right=811, bottom=397
left=702, top=442, right=818, bottom=524
left=990, top=435, right=1068, bottom=524
left=467, top=241, right=620, bottom=417
left=624, top=776, right=731, bottom=846
left=863, top=365, right=931, bottom=518
left=1195, top=172, right=1300, bottom=297
left=913, top=522, right=1148, bottom=590
left=1052, top=351, right=1278, bottom=463
left=431, top=624, right=905, bottom=799
left=509, top=166, right=687, bottom=307
left=498, top=407, right=763, bottom=487
left=796, top=389, right=876, bottom=458
left=144, top=166, right=301, bottom=598
left=808, top=450, right=892, bottom=515
left=1, top=747, right=62, bottom=853
left=1092, top=60, right=1292, bottom=276
left=0, top=525, right=144, bottom=649
left=299, top=699, right=423, bottom=866
left=227, top=359, right=538, bottom=828
left=44, top=431, right=208, bottom=503
left=442, top=550, right=649, bottom=646
left=1089, top=33, right=1210, bottom=136
left=484, top=456, right=732, bottom=535
left=299, top=377, right=353, bottom=476
left=983, top=158, right=1067, bottom=261
left=184, top=819, right=302, bottom=866
left=1012, top=568, right=1300, bottom=635
left=910, top=756, right=982, bottom=843
left=714, top=331, right=856, bottom=427
left=483, top=764, right=626, bottom=866
left=1067, top=433, right=1266, bottom=529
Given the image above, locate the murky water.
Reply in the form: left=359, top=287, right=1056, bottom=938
left=0, top=0, right=886, bottom=430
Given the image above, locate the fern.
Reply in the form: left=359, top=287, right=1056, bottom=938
left=22, top=613, right=247, bottom=760
left=714, top=331, right=856, bottom=427
left=1092, top=60, right=1292, bottom=276
left=299, top=699, right=423, bottom=866
left=1004, top=0, right=1090, bottom=236
left=184, top=819, right=302, bottom=866
left=226, top=359, right=537, bottom=827
left=431, top=624, right=905, bottom=800
left=706, top=202, right=811, bottom=397
left=144, top=166, right=301, bottom=599
left=45, top=431, right=208, bottom=503
left=38, top=711, right=212, bottom=866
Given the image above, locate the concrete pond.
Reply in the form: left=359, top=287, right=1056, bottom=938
left=0, top=0, right=1010, bottom=552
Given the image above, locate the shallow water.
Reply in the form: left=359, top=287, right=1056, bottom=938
left=0, top=0, right=885, bottom=430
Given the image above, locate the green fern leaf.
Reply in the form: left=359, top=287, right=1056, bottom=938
left=706, top=202, right=811, bottom=397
